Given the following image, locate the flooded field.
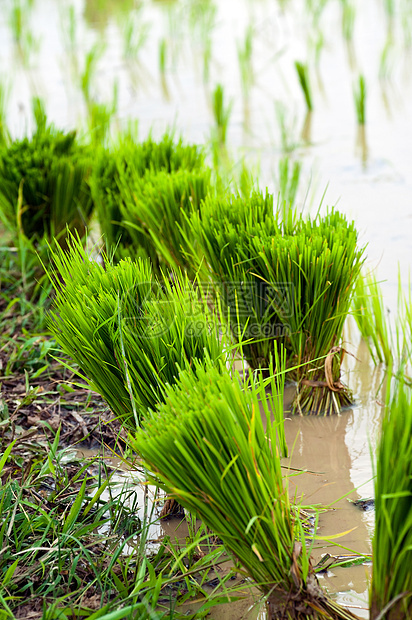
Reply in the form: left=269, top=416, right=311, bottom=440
left=0, top=0, right=411, bottom=618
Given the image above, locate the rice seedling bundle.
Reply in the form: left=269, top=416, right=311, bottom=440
left=132, top=359, right=357, bottom=620
left=370, top=377, right=412, bottom=620
left=117, top=166, right=211, bottom=278
left=190, top=192, right=364, bottom=414
left=91, top=131, right=207, bottom=275
left=0, top=100, right=93, bottom=245
left=47, top=235, right=228, bottom=427
left=188, top=190, right=284, bottom=370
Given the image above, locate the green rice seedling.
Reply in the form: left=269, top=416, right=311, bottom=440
left=203, top=37, right=212, bottom=83
left=68, top=4, right=77, bottom=55
left=9, top=0, right=39, bottom=65
left=122, top=9, right=150, bottom=60
left=91, top=131, right=207, bottom=274
left=352, top=271, right=393, bottom=366
left=0, top=99, right=94, bottom=247
left=237, top=25, right=254, bottom=96
left=295, top=61, right=313, bottom=112
left=87, top=81, right=118, bottom=147
left=341, top=0, right=356, bottom=41
left=212, top=83, right=232, bottom=145
left=370, top=375, right=412, bottom=619
left=187, top=190, right=288, bottom=370
left=234, top=158, right=260, bottom=198
left=117, top=165, right=211, bottom=277
left=47, top=235, right=230, bottom=428
left=159, top=37, right=167, bottom=75
left=353, top=74, right=366, bottom=125
left=9, top=0, right=24, bottom=44
left=397, top=270, right=412, bottom=367
left=275, top=101, right=300, bottom=153
left=254, top=212, right=364, bottom=414
left=189, top=194, right=364, bottom=414
left=87, top=99, right=115, bottom=147
left=80, top=42, right=105, bottom=103
left=132, top=358, right=359, bottom=620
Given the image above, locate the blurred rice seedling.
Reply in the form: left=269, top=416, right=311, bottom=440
left=0, top=81, right=9, bottom=147
left=237, top=25, right=254, bottom=96
left=295, top=61, right=313, bottom=112
left=353, top=74, right=366, bottom=125
left=212, top=84, right=232, bottom=145
left=122, top=8, right=150, bottom=59
left=352, top=269, right=412, bottom=376
left=352, top=272, right=393, bottom=366
left=0, top=98, right=94, bottom=277
left=80, top=42, right=105, bottom=103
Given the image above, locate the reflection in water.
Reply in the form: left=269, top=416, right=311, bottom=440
left=283, top=408, right=372, bottom=616
left=83, top=0, right=135, bottom=28
left=355, top=125, right=369, bottom=168
left=301, top=110, right=312, bottom=144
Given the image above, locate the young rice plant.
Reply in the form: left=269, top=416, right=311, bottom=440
left=132, top=357, right=358, bottom=620
left=46, top=234, right=230, bottom=428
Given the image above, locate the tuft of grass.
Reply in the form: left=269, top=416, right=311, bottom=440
left=295, top=61, right=313, bottom=111
left=46, top=234, right=231, bottom=428
left=0, top=99, right=94, bottom=303
left=132, top=358, right=358, bottom=620
left=117, top=165, right=211, bottom=277
left=370, top=376, right=412, bottom=619
left=353, top=74, right=366, bottom=125
left=0, top=434, right=229, bottom=618
left=352, top=269, right=412, bottom=376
